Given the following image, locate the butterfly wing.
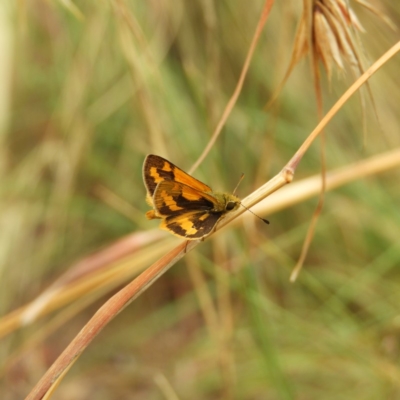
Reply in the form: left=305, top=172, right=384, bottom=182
left=160, top=210, right=222, bottom=239
left=153, top=180, right=218, bottom=217
left=152, top=180, right=223, bottom=239
left=143, top=154, right=211, bottom=200
left=143, top=155, right=223, bottom=238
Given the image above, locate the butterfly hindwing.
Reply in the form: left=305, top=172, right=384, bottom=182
left=160, top=210, right=222, bottom=239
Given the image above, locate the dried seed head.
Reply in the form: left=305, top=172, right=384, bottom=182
left=266, top=0, right=393, bottom=109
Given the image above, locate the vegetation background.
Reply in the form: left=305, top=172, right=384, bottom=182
left=1, top=1, right=400, bottom=399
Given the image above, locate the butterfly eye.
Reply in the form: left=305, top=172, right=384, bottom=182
left=226, top=201, right=236, bottom=211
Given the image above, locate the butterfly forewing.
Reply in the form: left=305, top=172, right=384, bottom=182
left=143, top=154, right=211, bottom=198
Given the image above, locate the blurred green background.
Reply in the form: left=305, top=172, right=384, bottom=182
left=1, top=1, right=400, bottom=399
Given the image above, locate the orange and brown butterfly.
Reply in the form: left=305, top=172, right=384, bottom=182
left=143, top=154, right=246, bottom=240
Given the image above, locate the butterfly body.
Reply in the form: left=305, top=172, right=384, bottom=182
left=143, top=155, right=240, bottom=240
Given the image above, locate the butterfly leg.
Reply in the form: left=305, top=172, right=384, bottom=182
left=184, top=240, right=190, bottom=253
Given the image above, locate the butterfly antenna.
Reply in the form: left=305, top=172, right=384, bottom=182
left=233, top=173, right=270, bottom=225
left=240, top=203, right=270, bottom=225
left=232, top=173, right=245, bottom=196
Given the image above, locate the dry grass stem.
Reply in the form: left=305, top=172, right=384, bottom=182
left=250, top=147, right=400, bottom=220
left=189, top=0, right=275, bottom=174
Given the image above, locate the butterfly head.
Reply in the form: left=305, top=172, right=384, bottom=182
left=212, top=193, right=241, bottom=214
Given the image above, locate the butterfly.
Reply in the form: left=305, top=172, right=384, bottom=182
left=143, top=154, right=246, bottom=240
